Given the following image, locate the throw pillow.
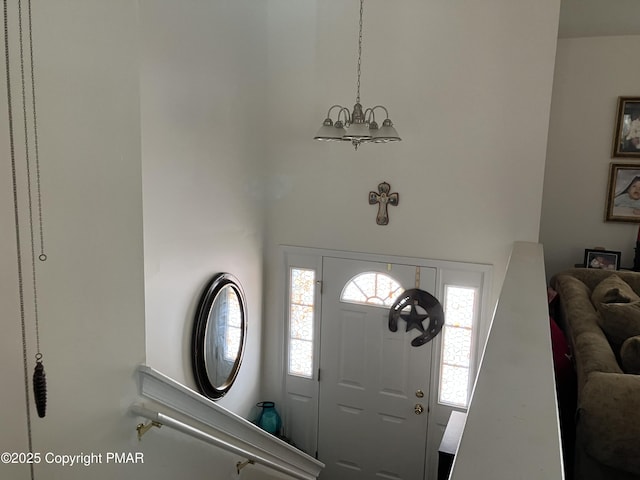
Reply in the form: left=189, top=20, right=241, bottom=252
left=591, top=274, right=640, bottom=308
left=598, top=301, right=640, bottom=349
left=621, top=335, right=640, bottom=374
left=549, top=316, right=572, bottom=382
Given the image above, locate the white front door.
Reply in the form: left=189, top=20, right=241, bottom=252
left=317, top=257, right=438, bottom=480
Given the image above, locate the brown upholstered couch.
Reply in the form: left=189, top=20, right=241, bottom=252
left=551, top=269, right=640, bottom=480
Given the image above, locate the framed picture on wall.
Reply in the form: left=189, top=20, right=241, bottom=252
left=612, top=97, right=640, bottom=157
left=584, top=249, right=621, bottom=270
left=605, top=163, right=640, bottom=223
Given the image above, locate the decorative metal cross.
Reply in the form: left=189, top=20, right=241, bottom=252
left=369, top=182, right=399, bottom=225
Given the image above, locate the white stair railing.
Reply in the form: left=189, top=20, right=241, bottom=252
left=448, top=241, right=564, bottom=479
left=132, top=365, right=324, bottom=480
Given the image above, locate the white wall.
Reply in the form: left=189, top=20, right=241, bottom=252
left=0, top=1, right=146, bottom=478
left=261, top=0, right=560, bottom=402
left=139, top=0, right=267, bottom=418
left=541, top=35, right=640, bottom=279
left=0, top=1, right=272, bottom=479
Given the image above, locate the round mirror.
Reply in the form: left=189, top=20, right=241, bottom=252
left=191, top=273, right=247, bottom=399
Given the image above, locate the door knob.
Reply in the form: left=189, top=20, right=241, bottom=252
left=414, top=404, right=424, bottom=415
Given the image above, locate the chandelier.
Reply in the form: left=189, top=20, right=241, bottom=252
left=314, top=0, right=401, bottom=150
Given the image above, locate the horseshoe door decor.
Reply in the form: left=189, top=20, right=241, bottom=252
left=388, top=288, right=444, bottom=347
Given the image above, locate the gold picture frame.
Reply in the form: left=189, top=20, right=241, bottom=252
left=605, top=162, right=640, bottom=223
left=612, top=96, right=640, bottom=157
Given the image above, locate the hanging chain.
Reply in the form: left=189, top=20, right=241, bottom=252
left=27, top=0, right=45, bottom=262
left=4, top=0, right=35, bottom=477
left=20, top=0, right=48, bottom=421
left=18, top=0, right=42, bottom=357
left=355, top=0, right=363, bottom=104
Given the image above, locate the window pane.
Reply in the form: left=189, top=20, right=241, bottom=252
left=289, top=268, right=315, bottom=378
left=342, top=282, right=368, bottom=303
left=341, top=272, right=403, bottom=307
left=439, top=285, right=477, bottom=407
left=291, top=269, right=315, bottom=306
left=291, top=305, right=313, bottom=341
left=376, top=275, right=403, bottom=303
left=439, top=364, right=470, bottom=407
left=444, top=286, right=476, bottom=328
left=289, top=339, right=313, bottom=378
left=442, top=326, right=472, bottom=368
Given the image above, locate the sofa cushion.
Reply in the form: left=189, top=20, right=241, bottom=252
left=580, top=372, right=640, bottom=474
left=620, top=335, right=640, bottom=374
left=591, top=274, right=640, bottom=307
left=597, top=301, right=640, bottom=349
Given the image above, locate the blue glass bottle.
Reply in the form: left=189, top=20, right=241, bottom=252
left=256, top=401, right=281, bottom=436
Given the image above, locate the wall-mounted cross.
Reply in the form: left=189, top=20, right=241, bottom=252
left=369, top=182, right=399, bottom=225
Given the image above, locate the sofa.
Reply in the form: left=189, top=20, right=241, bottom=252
left=550, top=269, right=640, bottom=480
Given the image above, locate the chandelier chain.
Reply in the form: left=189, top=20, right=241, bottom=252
left=356, top=0, right=363, bottom=104
left=313, top=0, right=400, bottom=148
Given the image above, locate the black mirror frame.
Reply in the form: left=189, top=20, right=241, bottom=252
left=191, top=272, right=247, bottom=400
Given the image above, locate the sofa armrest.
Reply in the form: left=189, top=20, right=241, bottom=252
left=552, top=274, right=623, bottom=390
left=551, top=274, right=604, bottom=338
left=579, top=372, right=640, bottom=474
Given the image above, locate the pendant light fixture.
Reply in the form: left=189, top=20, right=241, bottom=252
left=314, top=0, right=401, bottom=150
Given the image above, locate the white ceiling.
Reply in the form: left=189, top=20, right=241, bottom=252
left=559, top=0, right=640, bottom=38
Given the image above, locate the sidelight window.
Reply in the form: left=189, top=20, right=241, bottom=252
left=288, top=267, right=316, bottom=378
left=439, top=285, right=477, bottom=407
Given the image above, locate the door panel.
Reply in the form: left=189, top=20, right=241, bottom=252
left=318, top=257, right=436, bottom=480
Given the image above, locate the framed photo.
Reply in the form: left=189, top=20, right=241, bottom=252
left=605, top=163, right=640, bottom=223
left=612, top=97, right=640, bottom=157
left=584, top=249, right=621, bottom=270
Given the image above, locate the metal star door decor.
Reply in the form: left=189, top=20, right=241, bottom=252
left=369, top=182, right=398, bottom=225
left=388, top=289, right=444, bottom=347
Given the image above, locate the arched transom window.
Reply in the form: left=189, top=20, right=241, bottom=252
left=340, top=272, right=404, bottom=307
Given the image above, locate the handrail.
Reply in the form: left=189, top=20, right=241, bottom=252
left=134, top=365, right=324, bottom=480
left=131, top=404, right=316, bottom=480
left=448, top=242, right=564, bottom=479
